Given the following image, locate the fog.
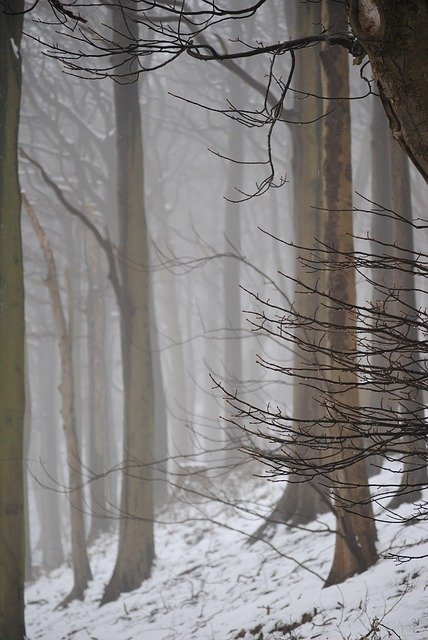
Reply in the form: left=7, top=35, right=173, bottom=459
left=1, top=1, right=427, bottom=638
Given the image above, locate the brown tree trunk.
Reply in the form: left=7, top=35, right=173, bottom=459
left=23, top=196, right=92, bottom=607
left=321, top=0, right=378, bottom=587
left=289, top=0, right=330, bottom=527
left=348, top=0, right=428, bottom=182
left=0, top=6, right=26, bottom=638
left=101, top=3, right=155, bottom=604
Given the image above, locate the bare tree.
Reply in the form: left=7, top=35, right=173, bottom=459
left=23, top=195, right=92, bottom=608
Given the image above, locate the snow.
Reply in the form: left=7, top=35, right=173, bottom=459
left=26, top=467, right=428, bottom=639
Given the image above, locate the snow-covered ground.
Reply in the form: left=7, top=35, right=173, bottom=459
left=26, top=467, right=428, bottom=640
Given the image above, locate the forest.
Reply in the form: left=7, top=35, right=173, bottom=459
left=1, top=1, right=427, bottom=639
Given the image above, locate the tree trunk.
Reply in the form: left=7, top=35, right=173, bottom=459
left=223, top=86, right=244, bottom=459
left=365, top=95, right=395, bottom=476
left=0, top=6, right=26, bottom=638
left=84, top=223, right=112, bottom=542
left=101, top=4, right=155, bottom=604
left=321, top=0, right=378, bottom=587
left=348, top=0, right=428, bottom=182
left=24, top=345, right=33, bottom=581
left=387, top=138, right=427, bottom=507
left=289, top=0, right=330, bottom=527
left=23, top=196, right=92, bottom=607
left=36, top=337, right=64, bottom=571
left=251, top=0, right=330, bottom=542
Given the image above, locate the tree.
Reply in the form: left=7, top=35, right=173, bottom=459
left=0, top=4, right=26, bottom=639
left=319, top=0, right=378, bottom=586
left=23, top=195, right=93, bottom=608
left=38, top=1, right=428, bottom=183
left=347, top=0, right=428, bottom=180
left=100, top=3, right=155, bottom=605
left=1, top=2, right=426, bottom=625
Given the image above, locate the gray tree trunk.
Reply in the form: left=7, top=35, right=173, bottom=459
left=84, top=223, right=112, bottom=542
left=36, top=337, right=64, bottom=571
left=100, top=3, right=155, bottom=604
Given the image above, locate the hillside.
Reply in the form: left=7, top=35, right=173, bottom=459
left=26, top=468, right=428, bottom=640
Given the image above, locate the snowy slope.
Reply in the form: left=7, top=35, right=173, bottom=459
left=25, top=468, right=428, bottom=640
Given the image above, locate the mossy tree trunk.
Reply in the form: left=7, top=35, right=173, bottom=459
left=0, top=5, right=26, bottom=638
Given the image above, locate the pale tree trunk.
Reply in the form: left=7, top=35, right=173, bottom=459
left=101, top=4, right=155, bottom=604
left=23, top=196, right=92, bottom=607
left=147, top=153, right=192, bottom=484
left=321, top=0, right=378, bottom=587
left=84, top=223, right=112, bottom=542
left=151, top=320, right=169, bottom=508
left=348, top=0, right=428, bottom=182
left=366, top=95, right=395, bottom=476
left=387, top=138, right=427, bottom=507
left=223, top=76, right=244, bottom=459
left=36, top=337, right=64, bottom=571
left=24, top=345, right=33, bottom=581
left=160, top=270, right=193, bottom=482
left=0, top=6, right=26, bottom=638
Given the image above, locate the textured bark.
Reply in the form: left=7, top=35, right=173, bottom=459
left=24, top=196, right=92, bottom=607
left=348, top=0, right=428, bottom=182
left=0, top=5, right=26, bottom=638
left=321, top=0, right=378, bottom=588
left=101, top=4, right=155, bottom=605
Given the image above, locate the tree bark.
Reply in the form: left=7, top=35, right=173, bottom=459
left=101, top=3, right=155, bottom=604
left=321, top=0, right=378, bottom=587
left=348, top=0, right=428, bottom=182
left=23, top=196, right=92, bottom=607
left=0, top=5, right=26, bottom=638
left=252, top=0, right=330, bottom=542
left=289, top=0, right=330, bottom=527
